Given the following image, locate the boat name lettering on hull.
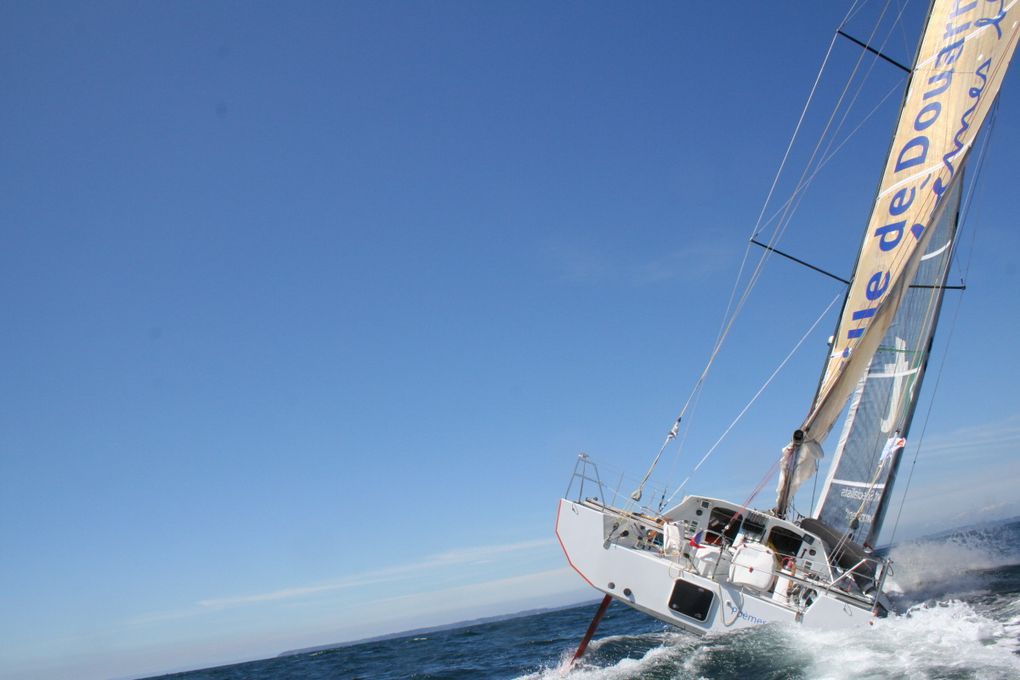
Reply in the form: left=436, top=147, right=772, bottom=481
left=727, top=603, right=768, bottom=626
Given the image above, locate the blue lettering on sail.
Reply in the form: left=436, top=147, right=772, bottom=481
left=842, top=1, right=1000, bottom=345
left=933, top=58, right=990, bottom=199
left=976, top=1, right=1006, bottom=39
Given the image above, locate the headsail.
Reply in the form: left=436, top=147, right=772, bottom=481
left=777, top=0, right=1020, bottom=514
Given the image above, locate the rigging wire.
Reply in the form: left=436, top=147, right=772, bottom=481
left=786, top=0, right=924, bottom=447
left=811, top=461, right=820, bottom=512
left=660, top=292, right=843, bottom=509
left=885, top=100, right=999, bottom=546
left=759, top=0, right=900, bottom=244
left=634, top=4, right=869, bottom=506
left=770, top=0, right=910, bottom=238
left=756, top=79, right=903, bottom=239
left=892, top=0, right=916, bottom=61
left=654, top=0, right=906, bottom=507
left=637, top=0, right=927, bottom=511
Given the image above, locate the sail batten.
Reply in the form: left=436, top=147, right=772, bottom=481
left=777, top=0, right=1020, bottom=521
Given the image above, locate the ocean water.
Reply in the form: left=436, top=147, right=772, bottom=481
left=152, top=520, right=1020, bottom=680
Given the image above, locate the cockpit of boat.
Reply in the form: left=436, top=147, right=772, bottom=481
left=592, top=493, right=890, bottom=612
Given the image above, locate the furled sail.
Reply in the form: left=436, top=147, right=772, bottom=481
left=776, top=0, right=1020, bottom=513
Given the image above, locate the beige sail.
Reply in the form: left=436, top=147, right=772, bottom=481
left=779, top=0, right=1020, bottom=507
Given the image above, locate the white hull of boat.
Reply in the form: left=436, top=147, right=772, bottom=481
left=556, top=498, right=879, bottom=635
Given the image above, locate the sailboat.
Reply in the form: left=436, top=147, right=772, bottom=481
left=557, top=0, right=1019, bottom=640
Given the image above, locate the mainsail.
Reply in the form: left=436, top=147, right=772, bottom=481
left=776, top=0, right=1020, bottom=516
left=814, top=177, right=962, bottom=544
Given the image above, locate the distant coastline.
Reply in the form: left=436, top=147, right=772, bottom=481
left=276, top=600, right=600, bottom=658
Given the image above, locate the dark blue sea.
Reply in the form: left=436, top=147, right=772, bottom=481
left=148, top=520, right=1020, bottom=679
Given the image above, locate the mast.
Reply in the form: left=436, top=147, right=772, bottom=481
left=775, top=0, right=1020, bottom=518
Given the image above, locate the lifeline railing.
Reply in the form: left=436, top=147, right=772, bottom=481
left=564, top=453, right=671, bottom=517
left=564, top=453, right=607, bottom=505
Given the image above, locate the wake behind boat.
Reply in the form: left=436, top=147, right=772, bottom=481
left=557, top=0, right=1019, bottom=645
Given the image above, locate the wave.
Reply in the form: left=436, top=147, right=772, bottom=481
left=787, top=599, right=1020, bottom=679
left=884, top=520, right=1020, bottom=601
left=517, top=641, right=692, bottom=680
left=520, top=599, right=1020, bottom=679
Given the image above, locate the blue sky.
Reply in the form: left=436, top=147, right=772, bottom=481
left=2, top=2, right=1019, bottom=679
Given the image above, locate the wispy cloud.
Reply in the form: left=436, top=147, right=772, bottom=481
left=908, top=414, right=1020, bottom=462
left=195, top=538, right=555, bottom=609
left=632, top=244, right=734, bottom=285
left=883, top=413, right=1020, bottom=539
left=543, top=243, right=611, bottom=284
left=425, top=538, right=554, bottom=565
left=162, top=537, right=556, bottom=613
left=361, top=567, right=582, bottom=613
